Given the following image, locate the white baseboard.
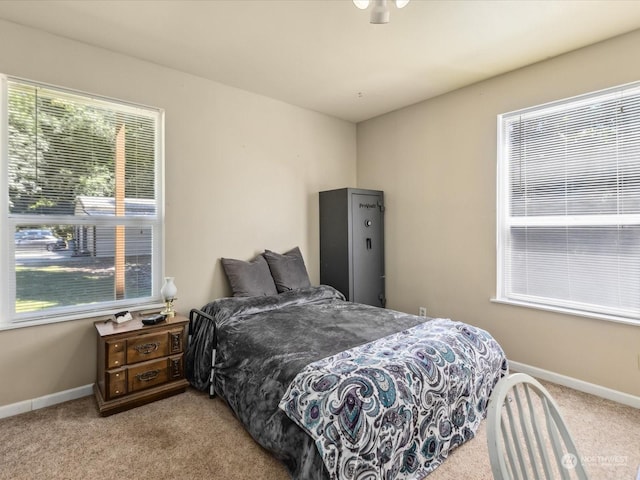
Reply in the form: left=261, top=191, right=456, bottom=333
left=0, top=384, right=94, bottom=420
left=509, top=361, right=640, bottom=409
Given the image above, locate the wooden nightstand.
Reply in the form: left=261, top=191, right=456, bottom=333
left=94, top=313, right=189, bottom=416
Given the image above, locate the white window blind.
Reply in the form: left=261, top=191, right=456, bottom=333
left=497, top=82, right=640, bottom=322
left=1, top=76, right=164, bottom=325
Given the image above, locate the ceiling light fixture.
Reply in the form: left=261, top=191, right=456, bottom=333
left=353, top=0, right=410, bottom=24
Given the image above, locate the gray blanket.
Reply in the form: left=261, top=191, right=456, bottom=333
left=186, top=286, right=507, bottom=479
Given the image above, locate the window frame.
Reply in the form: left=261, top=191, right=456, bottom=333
left=0, top=75, right=165, bottom=329
left=495, top=81, right=640, bottom=327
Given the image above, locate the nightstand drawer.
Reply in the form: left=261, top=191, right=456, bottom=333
left=127, top=332, right=169, bottom=364
left=107, top=370, right=127, bottom=398
left=128, top=358, right=170, bottom=393
left=106, top=340, right=126, bottom=368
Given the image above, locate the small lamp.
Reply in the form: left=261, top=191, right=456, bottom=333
left=160, top=276, right=177, bottom=317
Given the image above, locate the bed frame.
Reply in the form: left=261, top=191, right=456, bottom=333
left=188, top=308, right=217, bottom=398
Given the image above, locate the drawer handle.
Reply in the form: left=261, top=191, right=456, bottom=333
left=136, top=369, right=160, bottom=382
left=134, top=342, right=160, bottom=355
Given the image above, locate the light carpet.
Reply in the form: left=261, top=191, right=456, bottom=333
left=0, top=380, right=638, bottom=480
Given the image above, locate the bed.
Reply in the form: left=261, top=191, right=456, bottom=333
left=185, top=284, right=508, bottom=480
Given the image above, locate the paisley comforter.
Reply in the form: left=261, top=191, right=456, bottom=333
left=186, top=286, right=507, bottom=480
left=280, top=319, right=506, bottom=479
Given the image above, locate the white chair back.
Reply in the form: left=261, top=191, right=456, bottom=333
left=487, top=373, right=589, bottom=480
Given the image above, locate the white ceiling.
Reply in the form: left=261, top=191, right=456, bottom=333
left=0, top=0, right=639, bottom=123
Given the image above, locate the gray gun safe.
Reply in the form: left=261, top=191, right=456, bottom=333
left=319, top=188, right=386, bottom=307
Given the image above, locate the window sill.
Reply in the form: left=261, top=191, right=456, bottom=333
left=490, top=298, right=640, bottom=328
left=0, top=303, right=165, bottom=332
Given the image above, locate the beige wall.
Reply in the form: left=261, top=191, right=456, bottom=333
left=2, top=18, right=639, bottom=409
left=0, top=20, right=356, bottom=406
left=357, top=29, right=640, bottom=397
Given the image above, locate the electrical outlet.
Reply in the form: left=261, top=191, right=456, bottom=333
left=419, top=306, right=427, bottom=317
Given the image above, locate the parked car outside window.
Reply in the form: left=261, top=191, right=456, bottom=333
left=15, top=229, right=67, bottom=251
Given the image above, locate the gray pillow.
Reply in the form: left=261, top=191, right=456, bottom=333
left=263, top=247, right=311, bottom=293
left=221, top=255, right=278, bottom=297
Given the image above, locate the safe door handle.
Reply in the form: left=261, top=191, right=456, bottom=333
left=366, top=238, right=372, bottom=250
